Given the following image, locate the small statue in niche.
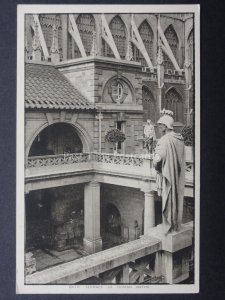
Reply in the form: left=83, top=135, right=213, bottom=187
left=143, top=119, right=156, bottom=154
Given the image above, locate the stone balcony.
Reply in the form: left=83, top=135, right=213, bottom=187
left=25, top=152, right=194, bottom=196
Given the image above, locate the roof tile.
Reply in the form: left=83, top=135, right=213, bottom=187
left=25, top=63, right=95, bottom=110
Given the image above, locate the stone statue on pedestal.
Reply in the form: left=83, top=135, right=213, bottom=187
left=143, top=119, right=156, bottom=154
left=153, top=109, right=185, bottom=234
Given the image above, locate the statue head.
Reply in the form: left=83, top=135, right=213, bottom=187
left=157, top=109, right=174, bottom=130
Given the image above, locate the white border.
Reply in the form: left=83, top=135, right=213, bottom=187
left=17, top=4, right=200, bottom=294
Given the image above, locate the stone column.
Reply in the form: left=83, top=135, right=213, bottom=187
left=83, top=181, right=102, bottom=254
left=143, top=190, right=155, bottom=234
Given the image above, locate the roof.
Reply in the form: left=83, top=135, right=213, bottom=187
left=25, top=62, right=95, bottom=110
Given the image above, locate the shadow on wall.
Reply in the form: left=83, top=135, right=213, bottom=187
left=29, top=123, right=83, bottom=156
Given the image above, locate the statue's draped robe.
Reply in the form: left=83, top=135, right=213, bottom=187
left=155, top=131, right=185, bottom=234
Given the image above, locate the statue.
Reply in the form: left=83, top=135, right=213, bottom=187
left=143, top=119, right=156, bottom=154
left=153, top=109, right=185, bottom=234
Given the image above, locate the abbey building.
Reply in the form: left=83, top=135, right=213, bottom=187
left=23, top=12, right=195, bottom=285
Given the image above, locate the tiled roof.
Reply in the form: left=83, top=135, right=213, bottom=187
left=25, top=62, right=95, bottom=110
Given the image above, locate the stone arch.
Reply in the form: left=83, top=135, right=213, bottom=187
left=104, top=203, right=122, bottom=236
left=102, top=75, right=136, bottom=104
left=186, top=24, right=194, bottom=45
left=164, top=24, right=181, bottom=69
left=26, top=120, right=93, bottom=158
left=107, top=14, right=129, bottom=34
left=142, top=85, right=157, bottom=123
left=164, top=87, right=184, bottom=123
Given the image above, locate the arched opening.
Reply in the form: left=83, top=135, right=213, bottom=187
left=164, top=88, right=184, bottom=123
left=105, top=203, right=121, bottom=236
left=68, top=14, right=95, bottom=59
left=133, top=20, right=154, bottom=66
left=164, top=25, right=179, bottom=70
left=142, top=86, right=156, bottom=123
left=29, top=123, right=83, bottom=157
left=103, top=15, right=127, bottom=59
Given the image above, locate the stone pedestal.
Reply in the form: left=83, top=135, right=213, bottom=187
left=147, top=222, right=193, bottom=284
left=83, top=181, right=102, bottom=254
left=83, top=237, right=102, bottom=254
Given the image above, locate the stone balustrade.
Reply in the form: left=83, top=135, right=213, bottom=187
left=27, top=152, right=91, bottom=168
left=26, top=152, right=193, bottom=183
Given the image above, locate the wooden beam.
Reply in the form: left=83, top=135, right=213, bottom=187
left=33, top=14, right=49, bottom=60
left=69, top=14, right=87, bottom=57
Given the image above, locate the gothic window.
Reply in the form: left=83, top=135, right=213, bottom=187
left=142, top=87, right=156, bottom=122
left=164, top=25, right=179, bottom=70
left=39, top=14, right=63, bottom=60
left=165, top=88, right=183, bottom=123
left=133, top=21, right=154, bottom=66
left=187, top=30, right=194, bottom=67
left=68, top=14, right=95, bottom=59
left=103, top=15, right=127, bottom=59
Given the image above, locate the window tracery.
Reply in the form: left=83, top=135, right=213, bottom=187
left=68, top=14, right=95, bottom=58
left=163, top=25, right=179, bottom=70
left=142, top=87, right=156, bottom=122
left=133, top=21, right=154, bottom=66
left=165, top=88, right=183, bottom=123
left=103, top=15, right=127, bottom=59
left=39, top=14, right=63, bottom=60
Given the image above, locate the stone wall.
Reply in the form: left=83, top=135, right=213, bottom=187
left=50, top=184, right=84, bottom=225
left=101, top=183, right=144, bottom=241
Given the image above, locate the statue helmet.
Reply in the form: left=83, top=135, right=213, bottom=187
left=157, top=109, right=174, bottom=130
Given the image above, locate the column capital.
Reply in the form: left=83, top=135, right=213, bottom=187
left=88, top=180, right=100, bottom=187
left=141, top=187, right=155, bottom=195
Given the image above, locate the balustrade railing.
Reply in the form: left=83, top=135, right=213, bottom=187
left=26, top=152, right=193, bottom=182
left=92, top=152, right=151, bottom=167
left=27, top=153, right=91, bottom=168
